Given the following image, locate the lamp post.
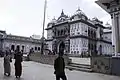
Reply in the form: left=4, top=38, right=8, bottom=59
left=41, top=0, right=47, bottom=55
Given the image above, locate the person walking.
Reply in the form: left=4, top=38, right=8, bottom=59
left=3, top=50, right=11, bottom=76
left=54, top=42, right=67, bottom=80
left=14, top=48, right=23, bottom=78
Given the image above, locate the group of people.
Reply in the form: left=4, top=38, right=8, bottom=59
left=3, top=43, right=67, bottom=80
left=3, top=48, right=23, bottom=78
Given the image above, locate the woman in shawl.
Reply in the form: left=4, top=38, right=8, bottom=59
left=4, top=50, right=11, bottom=76
left=14, top=49, right=23, bottom=78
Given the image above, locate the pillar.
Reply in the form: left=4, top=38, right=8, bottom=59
left=112, top=12, right=120, bottom=56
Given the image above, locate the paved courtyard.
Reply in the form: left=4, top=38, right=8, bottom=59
left=0, top=58, right=120, bottom=80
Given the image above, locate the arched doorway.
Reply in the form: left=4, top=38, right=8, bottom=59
left=22, top=45, right=24, bottom=52
left=11, top=45, right=15, bottom=51
left=58, top=41, right=65, bottom=53
left=16, top=45, right=20, bottom=51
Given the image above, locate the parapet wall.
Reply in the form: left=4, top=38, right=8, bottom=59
left=29, top=53, right=70, bottom=66
left=91, top=57, right=120, bottom=76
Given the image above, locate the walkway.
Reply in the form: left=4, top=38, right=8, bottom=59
left=0, top=58, right=119, bottom=80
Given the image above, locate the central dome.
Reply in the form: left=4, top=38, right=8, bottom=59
left=71, top=8, right=88, bottom=20
left=75, top=8, right=86, bottom=16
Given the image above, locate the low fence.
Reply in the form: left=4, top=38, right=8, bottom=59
left=29, top=53, right=71, bottom=66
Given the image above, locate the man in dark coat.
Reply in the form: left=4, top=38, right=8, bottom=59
left=14, top=49, right=23, bottom=78
left=54, top=42, right=67, bottom=80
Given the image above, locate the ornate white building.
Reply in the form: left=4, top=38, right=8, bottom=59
left=46, top=9, right=112, bottom=56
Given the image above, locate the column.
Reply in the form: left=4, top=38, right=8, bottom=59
left=113, top=12, right=120, bottom=55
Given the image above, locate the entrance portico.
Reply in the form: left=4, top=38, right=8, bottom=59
left=96, top=0, right=120, bottom=56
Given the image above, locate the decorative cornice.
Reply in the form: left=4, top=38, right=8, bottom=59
left=45, top=27, right=53, bottom=30
left=70, top=35, right=97, bottom=41
left=53, top=21, right=68, bottom=27
left=97, top=38, right=112, bottom=44
left=103, top=31, right=112, bottom=34
left=69, top=19, right=97, bottom=29
left=5, top=35, right=41, bottom=44
left=95, top=24, right=106, bottom=28
left=45, top=39, right=53, bottom=41
left=53, top=35, right=68, bottom=39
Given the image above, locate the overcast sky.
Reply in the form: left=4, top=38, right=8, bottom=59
left=0, top=0, right=111, bottom=38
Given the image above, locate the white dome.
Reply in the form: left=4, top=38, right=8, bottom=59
left=50, top=18, right=57, bottom=24
left=74, top=8, right=86, bottom=17
left=71, top=8, right=88, bottom=20
left=47, top=18, right=57, bottom=28
left=105, top=22, right=111, bottom=27
left=71, top=8, right=88, bottom=19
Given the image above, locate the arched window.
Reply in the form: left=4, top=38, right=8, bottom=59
left=16, top=45, right=20, bottom=51
left=61, top=30, right=63, bottom=35
left=94, top=31, right=96, bottom=38
left=64, top=29, right=66, bottom=35
left=88, top=29, right=90, bottom=37
left=22, top=45, right=24, bottom=51
left=35, top=47, right=37, bottom=51
left=91, top=44, right=93, bottom=50
left=91, top=31, right=93, bottom=38
left=38, top=47, right=40, bottom=51
left=58, top=30, right=60, bottom=36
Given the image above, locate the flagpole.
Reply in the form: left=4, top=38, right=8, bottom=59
left=41, top=0, right=47, bottom=54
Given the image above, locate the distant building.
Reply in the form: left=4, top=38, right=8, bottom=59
left=45, top=8, right=112, bottom=56
left=0, top=30, right=42, bottom=53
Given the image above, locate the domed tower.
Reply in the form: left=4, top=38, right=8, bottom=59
left=57, top=10, right=69, bottom=23
left=47, top=17, right=57, bottom=28
left=71, top=8, right=88, bottom=21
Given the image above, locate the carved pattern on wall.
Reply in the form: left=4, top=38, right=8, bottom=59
left=92, top=58, right=111, bottom=74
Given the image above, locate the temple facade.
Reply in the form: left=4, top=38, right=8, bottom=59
left=46, top=9, right=113, bottom=56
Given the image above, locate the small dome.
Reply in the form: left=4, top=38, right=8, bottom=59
left=105, top=22, right=111, bottom=27
left=50, top=18, right=57, bottom=23
left=71, top=8, right=88, bottom=20
left=47, top=17, right=57, bottom=27
left=92, top=17, right=103, bottom=24
left=57, top=10, right=68, bottom=22
left=0, top=32, right=4, bottom=35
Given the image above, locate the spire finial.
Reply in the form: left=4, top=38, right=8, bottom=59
left=61, top=9, right=64, bottom=15
left=106, top=22, right=109, bottom=25
left=77, top=6, right=81, bottom=11
left=54, top=16, right=55, bottom=18
left=53, top=16, right=56, bottom=20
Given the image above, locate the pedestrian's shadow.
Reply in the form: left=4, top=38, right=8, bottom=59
left=14, top=77, right=24, bottom=80
left=3, top=75, right=24, bottom=80
left=3, top=75, right=14, bottom=80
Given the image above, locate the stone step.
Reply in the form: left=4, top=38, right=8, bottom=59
left=69, top=63, right=91, bottom=69
left=70, top=63, right=90, bottom=67
left=66, top=66, right=93, bottom=72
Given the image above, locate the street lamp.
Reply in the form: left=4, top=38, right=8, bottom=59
left=41, top=0, right=47, bottom=55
